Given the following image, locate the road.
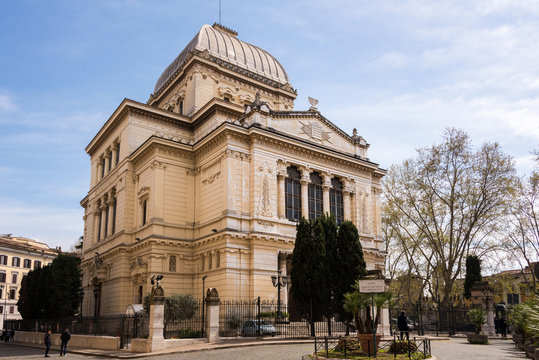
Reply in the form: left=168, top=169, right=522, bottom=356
left=0, top=337, right=527, bottom=359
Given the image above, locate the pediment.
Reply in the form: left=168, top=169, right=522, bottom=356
left=243, top=111, right=366, bottom=157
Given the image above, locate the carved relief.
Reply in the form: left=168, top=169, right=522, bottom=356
left=202, top=161, right=221, bottom=185
left=299, top=121, right=332, bottom=143
left=361, top=187, right=370, bottom=233
left=257, top=161, right=273, bottom=217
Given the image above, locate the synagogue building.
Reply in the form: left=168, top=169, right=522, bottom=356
left=80, top=24, right=386, bottom=316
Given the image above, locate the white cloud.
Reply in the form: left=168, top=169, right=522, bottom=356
left=0, top=95, right=16, bottom=111
left=0, top=200, right=83, bottom=251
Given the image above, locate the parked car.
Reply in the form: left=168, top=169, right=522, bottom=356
left=241, top=320, right=276, bottom=337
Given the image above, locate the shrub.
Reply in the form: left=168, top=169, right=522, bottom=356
left=389, top=340, right=418, bottom=354
left=335, top=336, right=361, bottom=352
left=177, top=327, right=201, bottom=338
left=468, top=307, right=487, bottom=334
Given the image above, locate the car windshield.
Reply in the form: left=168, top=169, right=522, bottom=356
left=254, top=320, right=272, bottom=325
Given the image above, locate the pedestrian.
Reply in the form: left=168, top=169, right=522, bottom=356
left=499, top=316, right=507, bottom=338
left=9, top=328, right=15, bottom=342
left=60, top=328, right=71, bottom=356
left=4, top=329, right=9, bottom=342
left=44, top=329, right=51, bottom=357
left=398, top=311, right=410, bottom=341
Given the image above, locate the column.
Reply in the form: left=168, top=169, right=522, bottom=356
left=300, top=168, right=310, bottom=219
left=206, top=288, right=220, bottom=343
left=107, top=195, right=115, bottom=237
left=149, top=289, right=165, bottom=351
left=94, top=208, right=101, bottom=243
left=278, top=253, right=288, bottom=308
left=277, top=171, right=286, bottom=218
left=343, top=189, right=351, bottom=221
left=322, top=174, right=331, bottom=215
left=100, top=200, right=108, bottom=241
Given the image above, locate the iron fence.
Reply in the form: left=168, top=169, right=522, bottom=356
left=219, top=298, right=354, bottom=339
left=312, top=335, right=431, bottom=359
left=4, top=314, right=149, bottom=349
left=163, top=299, right=204, bottom=339
left=390, top=306, right=474, bottom=336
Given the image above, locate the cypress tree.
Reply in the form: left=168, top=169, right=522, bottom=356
left=464, top=255, right=482, bottom=299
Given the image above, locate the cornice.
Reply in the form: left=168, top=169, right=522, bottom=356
left=86, top=99, right=192, bottom=155
left=149, top=51, right=297, bottom=105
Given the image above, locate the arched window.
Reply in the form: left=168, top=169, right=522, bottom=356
left=330, top=178, right=344, bottom=225
left=308, top=172, right=323, bottom=219
left=285, top=166, right=302, bottom=221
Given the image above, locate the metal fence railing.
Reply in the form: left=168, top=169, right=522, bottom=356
left=219, top=298, right=355, bottom=339
left=311, top=335, right=431, bottom=359
left=4, top=314, right=149, bottom=349
left=163, top=300, right=203, bottom=339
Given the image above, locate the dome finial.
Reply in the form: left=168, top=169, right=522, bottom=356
left=212, top=23, right=238, bottom=37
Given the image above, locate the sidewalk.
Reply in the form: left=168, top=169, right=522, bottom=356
left=7, top=338, right=315, bottom=358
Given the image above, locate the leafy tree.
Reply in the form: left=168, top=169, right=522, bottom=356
left=334, top=220, right=367, bottom=302
left=383, top=128, right=515, bottom=308
left=291, top=218, right=327, bottom=306
left=464, top=255, right=482, bottom=299
left=17, top=254, right=82, bottom=319
left=290, top=217, right=327, bottom=336
left=503, top=151, right=539, bottom=294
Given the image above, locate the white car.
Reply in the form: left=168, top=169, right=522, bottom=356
left=241, top=320, right=276, bottom=337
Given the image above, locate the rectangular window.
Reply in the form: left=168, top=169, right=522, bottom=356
left=101, top=158, right=105, bottom=179
left=0, top=255, right=7, bottom=265
left=108, top=152, right=112, bottom=172
left=11, top=257, right=20, bottom=267
left=216, top=252, right=220, bottom=268
left=112, top=197, right=117, bottom=235
left=169, top=256, right=176, bottom=272
left=115, top=143, right=120, bottom=165
left=9, top=289, right=15, bottom=300
left=9, top=306, right=14, bottom=314
left=142, top=200, right=147, bottom=226
left=97, top=210, right=102, bottom=242
left=0, top=273, right=6, bottom=283
left=285, top=179, right=302, bottom=221
left=0, top=306, right=3, bottom=314
left=11, top=273, right=17, bottom=284
left=23, top=259, right=31, bottom=268
left=34, top=260, right=41, bottom=269
left=104, top=205, right=109, bottom=238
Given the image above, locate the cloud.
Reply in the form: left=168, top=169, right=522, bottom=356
left=0, top=199, right=83, bottom=251
left=0, top=94, right=16, bottom=111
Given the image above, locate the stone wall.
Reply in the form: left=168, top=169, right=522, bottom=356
left=14, top=331, right=120, bottom=351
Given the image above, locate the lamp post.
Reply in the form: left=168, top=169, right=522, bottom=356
left=271, top=270, right=288, bottom=319
left=201, top=275, right=207, bottom=337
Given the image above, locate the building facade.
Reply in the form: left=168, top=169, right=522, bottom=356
left=80, top=24, right=386, bottom=316
left=0, top=234, right=58, bottom=328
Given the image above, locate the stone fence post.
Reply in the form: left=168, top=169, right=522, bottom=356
left=206, top=288, right=220, bottom=343
left=149, top=284, right=165, bottom=352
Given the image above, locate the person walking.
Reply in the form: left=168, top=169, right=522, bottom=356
left=44, top=330, right=51, bottom=358
left=398, top=311, right=410, bottom=341
left=60, top=329, right=71, bottom=357
left=499, top=316, right=507, bottom=338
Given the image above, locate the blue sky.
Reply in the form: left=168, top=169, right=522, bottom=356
left=1, top=0, right=538, bottom=251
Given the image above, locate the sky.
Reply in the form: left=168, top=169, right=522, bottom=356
left=0, top=0, right=538, bottom=251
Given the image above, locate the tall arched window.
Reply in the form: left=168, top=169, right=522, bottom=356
left=285, top=166, right=302, bottom=221
left=308, top=172, right=323, bottom=219
left=330, top=178, right=344, bottom=225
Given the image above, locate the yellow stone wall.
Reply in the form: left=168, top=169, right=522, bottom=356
left=80, top=42, right=385, bottom=316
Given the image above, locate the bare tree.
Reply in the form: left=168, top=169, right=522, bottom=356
left=504, top=150, right=539, bottom=293
left=383, top=128, right=515, bottom=307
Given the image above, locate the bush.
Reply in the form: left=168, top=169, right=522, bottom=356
left=389, top=340, right=418, bottom=354
left=468, top=308, right=487, bottom=334
left=335, top=336, right=361, bottom=352
left=177, top=327, right=201, bottom=338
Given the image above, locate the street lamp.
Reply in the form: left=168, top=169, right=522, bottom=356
left=271, top=270, right=288, bottom=319
left=201, top=275, right=208, bottom=337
